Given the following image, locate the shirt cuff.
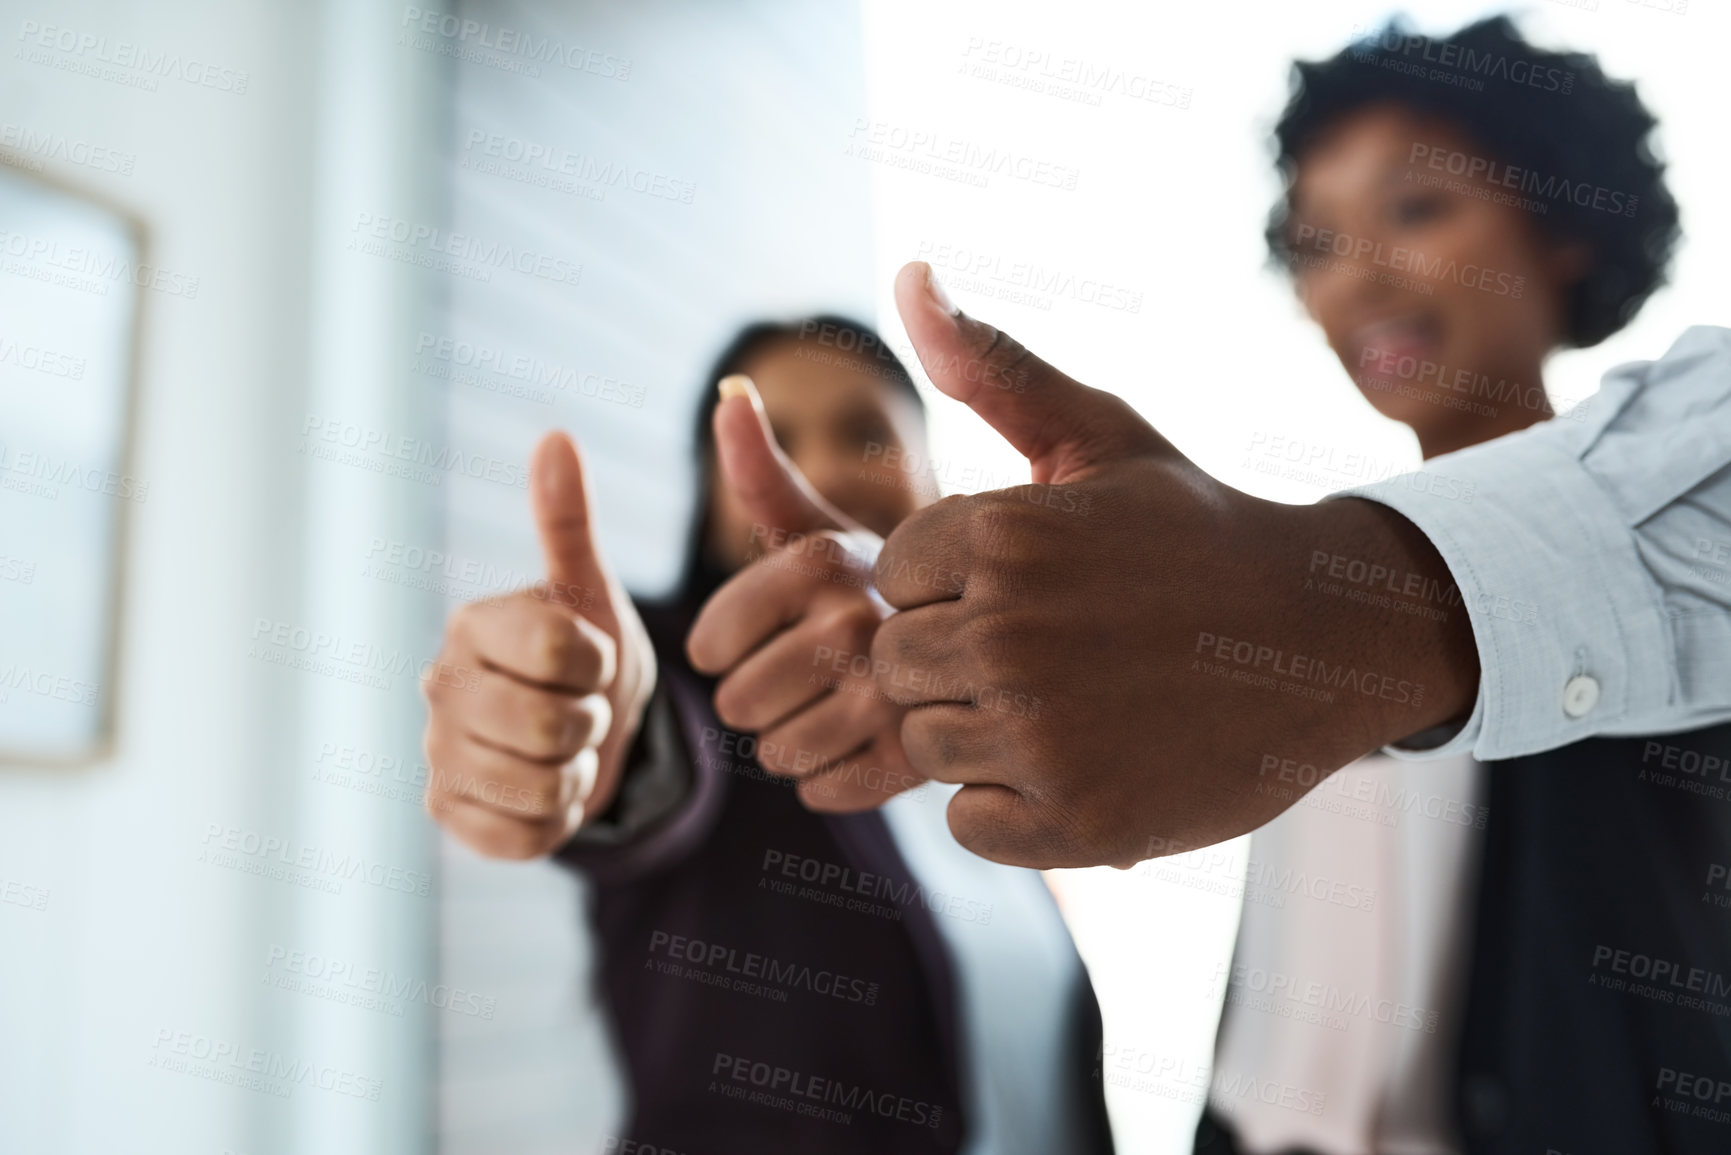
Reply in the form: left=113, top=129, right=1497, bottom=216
left=565, top=681, right=691, bottom=846
left=1329, top=426, right=1672, bottom=761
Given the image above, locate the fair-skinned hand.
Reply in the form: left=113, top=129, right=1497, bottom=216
left=686, top=376, right=928, bottom=812
left=421, top=432, right=655, bottom=859
left=869, top=260, right=1479, bottom=868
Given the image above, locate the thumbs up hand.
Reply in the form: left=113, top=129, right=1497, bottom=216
left=870, top=262, right=1477, bottom=869
left=687, top=376, right=928, bottom=812
left=421, top=432, right=655, bottom=859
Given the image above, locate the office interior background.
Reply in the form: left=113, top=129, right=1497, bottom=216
left=0, top=0, right=1722, bottom=1151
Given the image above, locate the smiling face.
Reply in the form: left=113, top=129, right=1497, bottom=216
left=1287, top=103, right=1587, bottom=457
left=703, top=336, right=928, bottom=573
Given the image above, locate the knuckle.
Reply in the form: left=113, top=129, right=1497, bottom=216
left=817, top=601, right=878, bottom=652
left=685, top=618, right=719, bottom=674
left=575, top=695, right=612, bottom=749
left=966, top=324, right=1032, bottom=391
left=527, top=615, right=580, bottom=681
left=424, top=722, right=458, bottom=773
left=446, top=602, right=478, bottom=643
left=511, top=778, right=554, bottom=819
left=712, top=678, right=749, bottom=731
left=964, top=610, right=1022, bottom=680
left=966, top=497, right=1018, bottom=555
left=586, top=625, right=618, bottom=688
left=421, top=665, right=448, bottom=704
left=481, top=817, right=553, bottom=861
left=869, top=617, right=905, bottom=673
left=524, top=696, right=570, bottom=754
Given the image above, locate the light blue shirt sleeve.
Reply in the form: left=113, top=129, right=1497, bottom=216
left=1332, top=325, right=1731, bottom=762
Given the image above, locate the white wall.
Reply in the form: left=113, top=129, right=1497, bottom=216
left=0, top=3, right=445, bottom=1152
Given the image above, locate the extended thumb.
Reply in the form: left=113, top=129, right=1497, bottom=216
left=893, top=260, right=1166, bottom=484
left=713, top=374, right=857, bottom=537
left=530, top=431, right=607, bottom=602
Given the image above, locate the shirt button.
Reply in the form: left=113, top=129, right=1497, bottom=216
left=1562, top=674, right=1600, bottom=718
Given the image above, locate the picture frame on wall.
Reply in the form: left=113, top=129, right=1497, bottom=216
left=0, top=164, right=145, bottom=765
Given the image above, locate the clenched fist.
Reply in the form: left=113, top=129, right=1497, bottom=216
left=422, top=433, right=655, bottom=859
left=869, top=261, right=1478, bottom=868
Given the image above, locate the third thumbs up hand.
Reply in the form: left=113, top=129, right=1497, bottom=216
left=870, top=261, right=1477, bottom=870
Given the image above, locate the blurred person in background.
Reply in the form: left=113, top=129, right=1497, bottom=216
left=1197, top=18, right=1730, bottom=1155
left=420, top=317, right=1114, bottom=1153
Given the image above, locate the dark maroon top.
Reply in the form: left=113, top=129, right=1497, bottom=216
left=558, top=601, right=1114, bottom=1153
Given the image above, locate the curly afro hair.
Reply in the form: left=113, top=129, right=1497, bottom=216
left=1266, top=15, right=1680, bottom=348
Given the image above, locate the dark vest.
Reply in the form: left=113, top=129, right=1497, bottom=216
left=1198, top=723, right=1731, bottom=1155
left=1456, top=723, right=1731, bottom=1154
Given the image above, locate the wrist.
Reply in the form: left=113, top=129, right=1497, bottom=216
left=1294, top=496, right=1480, bottom=747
